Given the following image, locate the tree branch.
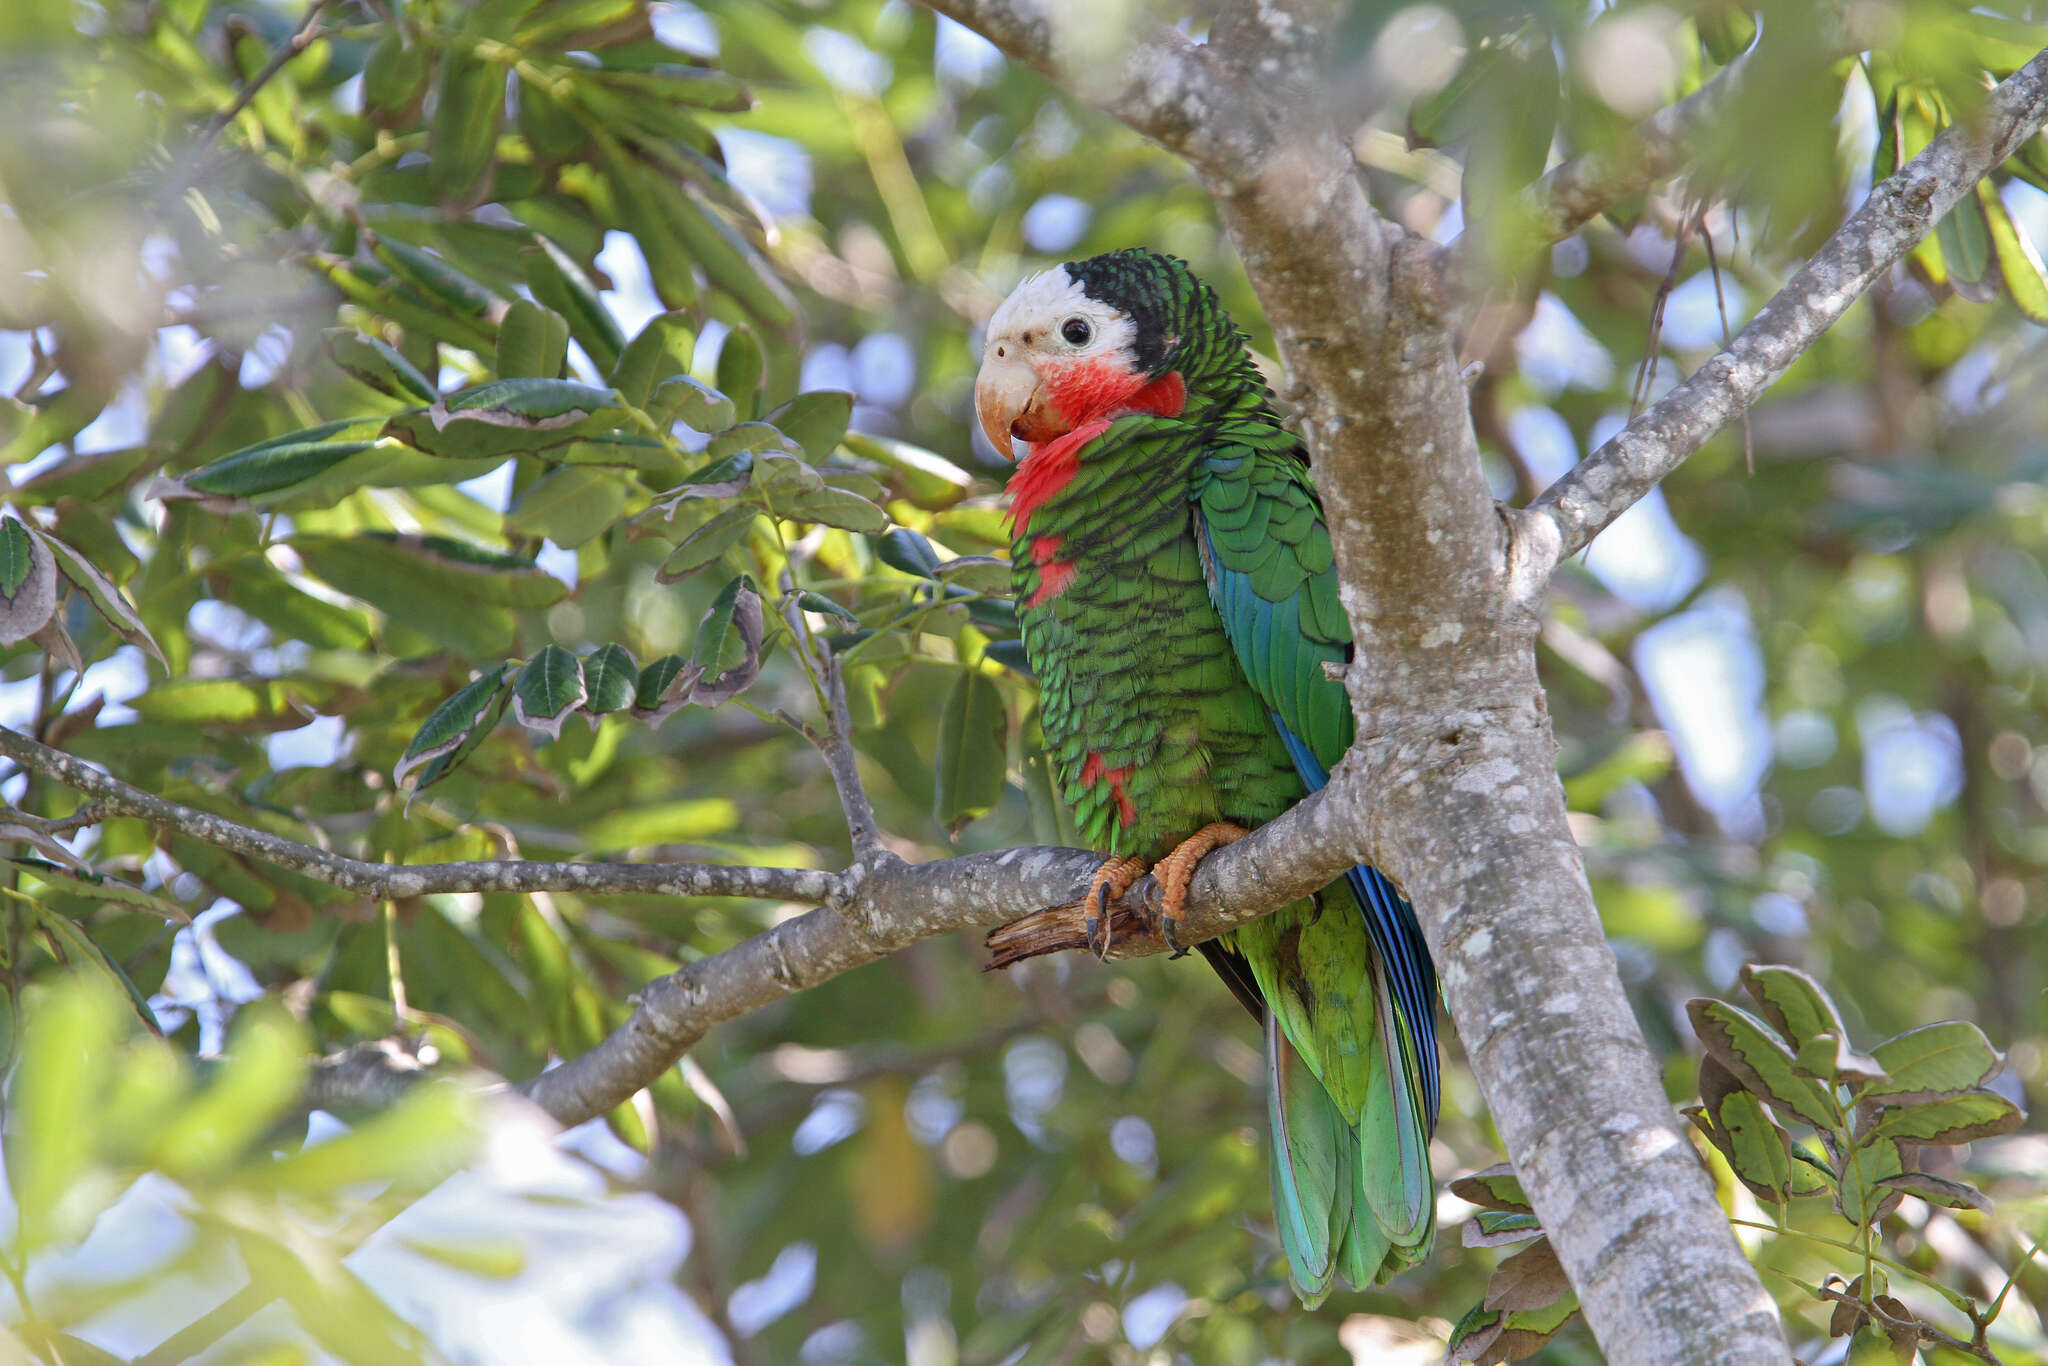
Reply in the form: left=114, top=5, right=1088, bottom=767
left=0, top=724, right=842, bottom=904
left=781, top=594, right=896, bottom=873
left=0, top=715, right=1376, bottom=1126
left=1523, top=47, right=2048, bottom=569
left=914, top=0, right=1263, bottom=173
left=1455, top=5, right=1886, bottom=286
left=517, top=767, right=1368, bottom=1127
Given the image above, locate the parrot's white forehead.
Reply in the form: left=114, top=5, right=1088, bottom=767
left=984, top=265, right=1137, bottom=358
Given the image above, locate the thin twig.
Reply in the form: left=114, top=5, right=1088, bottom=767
left=780, top=592, right=895, bottom=873
left=1525, top=46, right=2048, bottom=567
left=202, top=0, right=335, bottom=146
left=0, top=724, right=841, bottom=905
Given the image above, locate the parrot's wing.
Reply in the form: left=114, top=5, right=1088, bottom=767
left=1193, top=435, right=1442, bottom=1127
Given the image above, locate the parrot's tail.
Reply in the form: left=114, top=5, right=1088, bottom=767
left=1263, top=880, right=1437, bottom=1304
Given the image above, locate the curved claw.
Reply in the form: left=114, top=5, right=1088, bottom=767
left=1152, top=822, right=1250, bottom=958
left=1082, top=854, right=1148, bottom=961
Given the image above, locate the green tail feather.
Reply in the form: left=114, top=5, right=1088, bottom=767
left=1264, top=956, right=1437, bottom=1299
left=1359, top=952, right=1435, bottom=1253
left=1265, top=1010, right=1350, bottom=1306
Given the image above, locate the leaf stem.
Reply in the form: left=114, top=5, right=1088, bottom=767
left=1727, top=1219, right=1975, bottom=1316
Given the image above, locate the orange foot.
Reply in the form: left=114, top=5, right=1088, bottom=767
left=1152, top=822, right=1251, bottom=958
left=1083, top=854, right=1148, bottom=960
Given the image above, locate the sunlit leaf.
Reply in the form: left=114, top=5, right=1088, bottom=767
left=1872, top=1089, right=2025, bottom=1147
left=1686, top=998, right=1835, bottom=1128
left=1865, top=1020, right=2004, bottom=1104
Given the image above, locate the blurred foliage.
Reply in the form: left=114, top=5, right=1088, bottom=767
left=0, top=0, right=2044, bottom=1362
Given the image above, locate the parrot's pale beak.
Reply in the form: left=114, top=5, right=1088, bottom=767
left=974, top=352, right=1051, bottom=460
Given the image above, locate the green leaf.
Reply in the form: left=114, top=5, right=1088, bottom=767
left=521, top=236, right=626, bottom=375
left=1459, top=23, right=1559, bottom=230
left=780, top=485, right=889, bottom=533
left=513, top=644, right=587, bottom=739
left=373, top=238, right=500, bottom=322
left=1866, top=1021, right=2004, bottom=1104
left=1835, top=1135, right=1904, bottom=1226
left=966, top=598, right=1017, bottom=634
left=657, top=505, right=758, bottom=582
left=397, top=1234, right=527, bottom=1280
left=1738, top=964, right=1844, bottom=1051
left=1714, top=1089, right=1797, bottom=1204
left=933, top=670, right=1006, bottom=834
left=877, top=527, right=942, bottom=579
left=325, top=328, right=438, bottom=402
left=1462, top=1209, right=1542, bottom=1248
left=0, top=517, right=58, bottom=647
left=610, top=312, right=697, bottom=408
left=293, top=534, right=567, bottom=662
left=30, top=904, right=163, bottom=1031
left=1937, top=189, right=1993, bottom=290
left=797, top=591, right=859, bottom=623
left=658, top=449, right=754, bottom=506
left=150, top=1004, right=308, bottom=1179
left=841, top=431, right=975, bottom=508
left=429, top=48, right=506, bottom=206
left=34, top=528, right=166, bottom=666
left=601, top=140, right=703, bottom=310
left=1872, top=1089, right=2025, bottom=1147
left=9, top=979, right=123, bottom=1249
left=631, top=653, right=693, bottom=725
left=1686, top=998, right=1836, bottom=1128
left=10, top=859, right=188, bottom=921
left=649, top=374, right=738, bottom=433
left=213, top=569, right=373, bottom=651
left=763, top=391, right=853, bottom=462
left=689, top=575, right=763, bottom=705
left=395, top=663, right=515, bottom=791
left=715, top=323, right=763, bottom=421
left=580, top=644, right=637, bottom=716
left=1980, top=179, right=2048, bottom=323
left=1448, top=1163, right=1532, bottom=1214
left=363, top=30, right=430, bottom=124
left=934, top=555, right=1011, bottom=596
left=1877, top=1170, right=1989, bottom=1212
left=0, top=516, right=35, bottom=599
left=387, top=379, right=627, bottom=460
left=496, top=299, right=571, bottom=380
left=182, top=418, right=391, bottom=498
left=506, top=465, right=630, bottom=548
left=266, top=1081, right=477, bottom=1196
left=665, top=193, right=794, bottom=328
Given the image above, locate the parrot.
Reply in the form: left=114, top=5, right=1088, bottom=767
left=974, top=247, right=1441, bottom=1302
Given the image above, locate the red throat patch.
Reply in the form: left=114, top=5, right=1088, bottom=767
left=1005, top=369, right=1186, bottom=536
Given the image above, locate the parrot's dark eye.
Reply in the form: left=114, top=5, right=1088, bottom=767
left=1060, top=316, right=1093, bottom=346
